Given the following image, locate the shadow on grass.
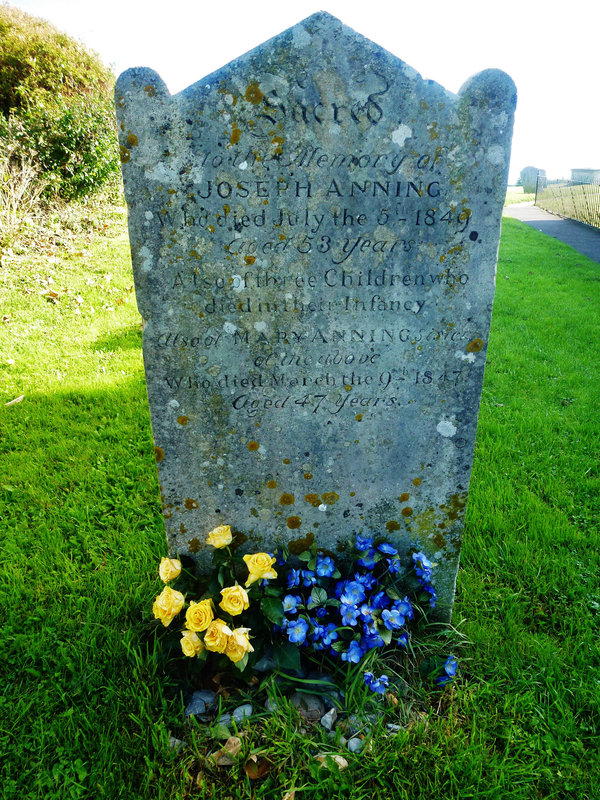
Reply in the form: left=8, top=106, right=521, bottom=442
left=91, top=322, right=143, bottom=351
left=0, top=377, right=190, bottom=798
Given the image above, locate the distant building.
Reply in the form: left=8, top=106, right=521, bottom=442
left=570, top=169, right=600, bottom=184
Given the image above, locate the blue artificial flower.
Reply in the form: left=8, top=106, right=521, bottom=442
left=413, top=551, right=433, bottom=580
left=394, top=597, right=414, bottom=621
left=340, top=603, right=360, bottom=626
left=302, top=569, right=317, bottom=587
left=445, top=655, right=458, bottom=676
left=359, top=603, right=374, bottom=622
left=381, top=607, right=405, bottom=630
left=357, top=550, right=376, bottom=569
left=397, top=631, right=409, bottom=648
left=386, top=557, right=401, bottom=575
left=275, top=548, right=286, bottom=566
left=316, top=555, right=336, bottom=577
left=361, top=632, right=385, bottom=650
left=371, top=590, right=390, bottom=610
left=362, top=620, right=378, bottom=636
left=413, top=551, right=432, bottom=570
left=356, top=535, right=374, bottom=552
left=354, top=572, right=376, bottom=590
left=340, top=581, right=366, bottom=606
left=286, top=617, right=309, bottom=645
left=370, top=675, right=390, bottom=694
left=322, top=623, right=338, bottom=646
left=364, top=672, right=389, bottom=694
left=282, top=594, right=302, bottom=614
left=310, top=619, right=326, bottom=642
left=435, top=654, right=458, bottom=686
left=341, top=640, right=364, bottom=663
left=287, top=568, right=301, bottom=589
left=316, top=607, right=327, bottom=618
left=377, top=542, right=398, bottom=556
left=334, top=579, right=345, bottom=599
left=421, top=584, right=437, bottom=608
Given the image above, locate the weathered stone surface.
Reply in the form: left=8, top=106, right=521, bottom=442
left=519, top=165, right=540, bottom=193
left=116, top=12, right=515, bottom=620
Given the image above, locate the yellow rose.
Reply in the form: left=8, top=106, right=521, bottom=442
left=159, top=557, right=182, bottom=583
left=225, top=627, right=254, bottom=663
left=206, top=525, right=233, bottom=549
left=180, top=630, right=204, bottom=658
left=185, top=599, right=214, bottom=632
left=243, top=553, right=278, bottom=587
left=203, top=618, right=232, bottom=653
left=219, top=584, right=250, bottom=616
left=152, top=585, right=185, bottom=627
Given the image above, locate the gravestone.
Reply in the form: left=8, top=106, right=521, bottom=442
left=519, top=166, right=540, bottom=194
left=116, top=12, right=516, bottom=620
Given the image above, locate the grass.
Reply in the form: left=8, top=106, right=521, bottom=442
left=1, top=207, right=600, bottom=799
left=504, top=186, right=535, bottom=205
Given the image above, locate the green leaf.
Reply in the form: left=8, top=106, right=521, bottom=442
left=261, top=597, right=284, bottom=625
left=419, top=656, right=439, bottom=678
left=234, top=653, right=249, bottom=671
left=212, top=549, right=229, bottom=568
left=386, top=586, right=401, bottom=600
left=308, top=557, right=317, bottom=571
left=380, top=627, right=393, bottom=645
left=273, top=640, right=301, bottom=672
left=211, top=723, right=232, bottom=740
left=298, top=551, right=312, bottom=562
left=264, top=586, right=283, bottom=598
left=310, top=587, right=328, bottom=606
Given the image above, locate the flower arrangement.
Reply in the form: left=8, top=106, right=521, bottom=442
left=152, top=526, right=457, bottom=690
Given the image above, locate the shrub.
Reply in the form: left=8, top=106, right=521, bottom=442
left=0, top=4, right=119, bottom=201
left=0, top=137, right=46, bottom=247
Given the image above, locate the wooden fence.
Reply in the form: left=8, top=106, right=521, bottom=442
left=535, top=177, right=600, bottom=229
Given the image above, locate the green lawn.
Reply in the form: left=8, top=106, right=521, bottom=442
left=504, top=187, right=535, bottom=205
left=1, top=211, right=599, bottom=799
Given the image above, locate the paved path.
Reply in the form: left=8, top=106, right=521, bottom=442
left=503, top=202, right=600, bottom=264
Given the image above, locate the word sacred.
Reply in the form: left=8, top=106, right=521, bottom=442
left=253, top=74, right=391, bottom=129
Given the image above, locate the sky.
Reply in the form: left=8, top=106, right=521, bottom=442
left=7, top=0, right=600, bottom=183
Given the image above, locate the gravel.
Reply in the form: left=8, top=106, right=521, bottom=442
left=232, top=703, right=253, bottom=723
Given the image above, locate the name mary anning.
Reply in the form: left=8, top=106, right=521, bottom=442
left=156, top=325, right=474, bottom=349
